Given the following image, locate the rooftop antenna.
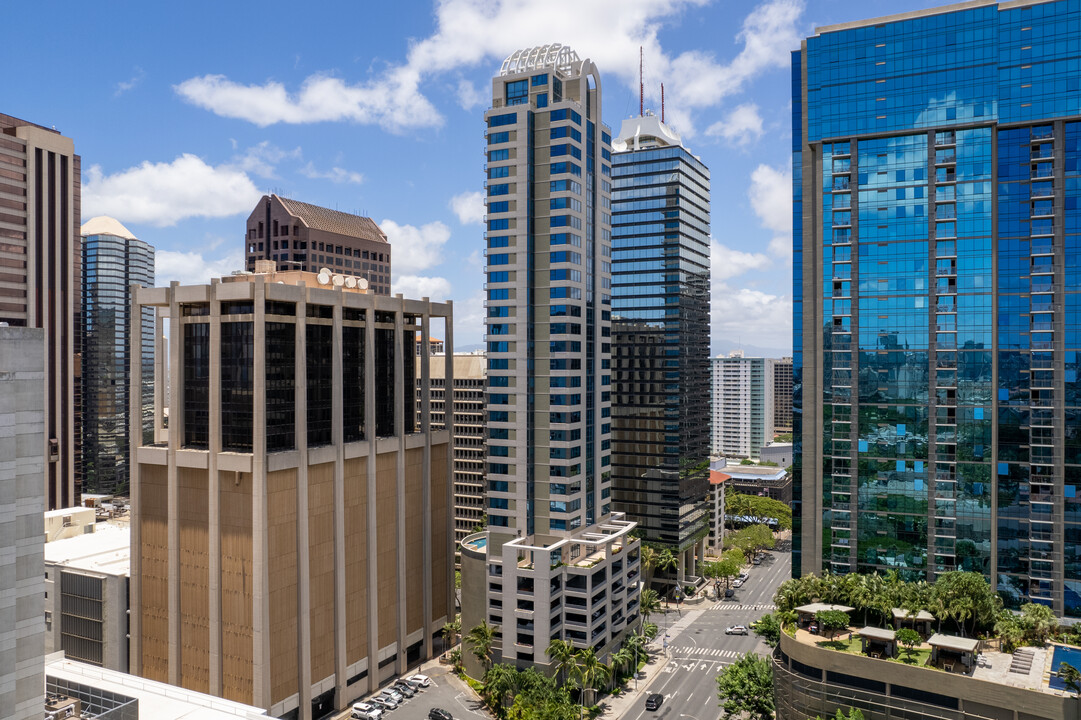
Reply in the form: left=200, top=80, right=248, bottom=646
left=631, top=46, right=639, bottom=117
left=661, top=83, right=665, bottom=123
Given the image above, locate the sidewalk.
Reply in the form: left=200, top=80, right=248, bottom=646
left=597, top=608, right=704, bottom=719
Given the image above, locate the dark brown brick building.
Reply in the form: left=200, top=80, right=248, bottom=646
left=244, top=194, right=391, bottom=295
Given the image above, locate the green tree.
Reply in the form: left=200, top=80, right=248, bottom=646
left=483, top=663, right=518, bottom=717
left=546, top=638, right=579, bottom=688
left=774, top=577, right=814, bottom=614
left=994, top=611, right=1024, bottom=653
left=1019, top=603, right=1057, bottom=644
left=716, top=653, right=774, bottom=720
left=465, top=620, right=495, bottom=673
left=574, top=648, right=612, bottom=710
left=896, top=628, right=921, bottom=661
left=726, top=492, right=793, bottom=530
left=752, top=613, right=781, bottom=648
left=929, top=572, right=1001, bottom=636
left=1060, top=662, right=1081, bottom=694
left=640, top=545, right=658, bottom=586
left=441, top=618, right=461, bottom=653
left=642, top=622, right=659, bottom=640
left=815, top=709, right=865, bottom=720
left=815, top=609, right=850, bottom=640
left=639, top=588, right=661, bottom=625
left=610, top=646, right=634, bottom=680
left=655, top=548, right=678, bottom=583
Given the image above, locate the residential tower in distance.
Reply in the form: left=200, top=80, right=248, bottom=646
left=711, top=351, right=776, bottom=459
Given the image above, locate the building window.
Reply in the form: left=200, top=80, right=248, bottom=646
left=343, top=324, right=365, bottom=442
left=506, top=80, right=528, bottom=106
left=183, top=323, right=210, bottom=448
left=221, top=321, right=253, bottom=452
left=307, top=323, right=333, bottom=446
left=265, top=322, right=296, bottom=451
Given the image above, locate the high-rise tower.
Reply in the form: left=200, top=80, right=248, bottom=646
left=461, top=44, right=641, bottom=674
left=610, top=113, right=712, bottom=577
left=81, top=216, right=154, bottom=496
left=0, top=113, right=81, bottom=509
left=796, top=0, right=1081, bottom=615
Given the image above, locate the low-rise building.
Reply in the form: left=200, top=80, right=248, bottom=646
left=722, top=464, right=792, bottom=506
left=707, top=462, right=728, bottom=555
left=44, top=524, right=130, bottom=671
left=760, top=443, right=792, bottom=468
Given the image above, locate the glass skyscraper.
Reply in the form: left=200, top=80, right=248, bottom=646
left=795, top=0, right=1081, bottom=615
left=610, top=115, right=711, bottom=570
left=461, top=44, right=641, bottom=673
left=81, top=216, right=154, bottom=495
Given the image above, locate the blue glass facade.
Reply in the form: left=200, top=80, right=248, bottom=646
left=610, top=134, right=711, bottom=552
left=81, top=227, right=155, bottom=495
left=796, top=0, right=1081, bottom=615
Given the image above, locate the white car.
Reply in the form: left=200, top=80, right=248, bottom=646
left=352, top=702, right=384, bottom=720
left=733, top=579, right=745, bottom=588
left=408, top=673, right=433, bottom=688
left=726, top=625, right=749, bottom=635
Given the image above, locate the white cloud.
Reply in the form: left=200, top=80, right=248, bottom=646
left=393, top=275, right=453, bottom=300
left=705, top=103, right=764, bottom=144
left=711, top=283, right=792, bottom=349
left=299, top=162, right=364, bottom=184
left=451, top=290, right=487, bottom=347
left=83, top=154, right=262, bottom=227
left=156, top=248, right=245, bottom=287
left=231, top=141, right=301, bottom=179
left=449, top=190, right=485, bottom=225
left=175, top=0, right=803, bottom=135
left=456, top=78, right=484, bottom=110
left=174, top=70, right=441, bottom=132
left=749, top=163, right=793, bottom=258
left=711, top=239, right=771, bottom=281
left=115, top=66, right=145, bottom=97
left=380, top=219, right=451, bottom=274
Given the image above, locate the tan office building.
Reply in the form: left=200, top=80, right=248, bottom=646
left=129, top=265, right=454, bottom=720
left=0, top=113, right=81, bottom=509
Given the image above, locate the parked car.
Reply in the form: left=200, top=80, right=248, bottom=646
left=392, top=682, right=415, bottom=698
left=752, top=557, right=762, bottom=565
left=726, top=625, right=749, bottom=635
left=724, top=588, right=735, bottom=598
left=380, top=689, right=403, bottom=704
left=645, top=693, right=664, bottom=711
left=733, top=578, right=745, bottom=588
left=738, top=572, right=749, bottom=581
left=400, top=677, right=424, bottom=691
left=368, top=697, right=395, bottom=711
left=409, top=674, right=433, bottom=688
left=352, top=701, right=384, bottom=720
left=428, top=709, right=452, bottom=720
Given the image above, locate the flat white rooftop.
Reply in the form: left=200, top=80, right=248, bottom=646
left=44, top=524, right=131, bottom=577
left=46, top=654, right=269, bottom=720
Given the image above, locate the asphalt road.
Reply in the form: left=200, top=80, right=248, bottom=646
left=626, top=550, right=791, bottom=720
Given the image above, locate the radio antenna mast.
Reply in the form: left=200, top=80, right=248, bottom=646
left=639, top=46, right=644, bottom=117
left=661, top=83, right=665, bottom=123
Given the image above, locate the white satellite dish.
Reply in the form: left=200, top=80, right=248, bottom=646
left=332, top=274, right=345, bottom=287
left=345, top=276, right=357, bottom=289
left=357, top=277, right=369, bottom=290
left=320, top=267, right=332, bottom=276
left=317, top=271, right=331, bottom=285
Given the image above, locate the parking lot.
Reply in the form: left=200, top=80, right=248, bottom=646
left=329, top=663, right=491, bottom=720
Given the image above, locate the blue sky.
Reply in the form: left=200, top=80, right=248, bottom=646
left=4, top=0, right=948, bottom=354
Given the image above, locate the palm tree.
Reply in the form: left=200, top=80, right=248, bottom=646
left=848, top=575, right=873, bottom=626
left=465, top=620, right=495, bottom=673
left=655, top=548, right=678, bottom=599
left=441, top=619, right=460, bottom=653
left=482, top=663, right=517, bottom=716
left=574, top=648, right=613, bottom=712
left=546, top=638, right=579, bottom=687
left=611, top=646, right=634, bottom=680
left=639, top=588, right=661, bottom=627
left=640, top=544, right=657, bottom=581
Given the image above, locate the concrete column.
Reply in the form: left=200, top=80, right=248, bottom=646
left=294, top=292, right=312, bottom=720
left=687, top=546, right=696, bottom=578
left=167, top=281, right=182, bottom=685
left=365, top=303, right=379, bottom=694
left=394, top=301, right=407, bottom=676
left=420, top=304, right=433, bottom=660
left=208, top=282, right=223, bottom=696
left=444, top=302, right=455, bottom=621
left=129, top=287, right=144, bottom=673
left=153, top=312, right=166, bottom=443
left=252, top=278, right=271, bottom=710
left=332, top=299, right=347, bottom=708
left=677, top=551, right=686, bottom=593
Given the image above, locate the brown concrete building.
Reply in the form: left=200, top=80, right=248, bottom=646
left=129, top=265, right=453, bottom=720
left=773, top=356, right=793, bottom=433
left=421, top=353, right=485, bottom=565
left=0, top=112, right=81, bottom=509
left=244, top=194, right=391, bottom=295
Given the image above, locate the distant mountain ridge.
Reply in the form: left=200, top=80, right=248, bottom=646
left=711, top=337, right=791, bottom=359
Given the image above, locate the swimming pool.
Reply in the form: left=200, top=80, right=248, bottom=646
left=466, top=537, right=487, bottom=550
left=1048, top=645, right=1081, bottom=691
